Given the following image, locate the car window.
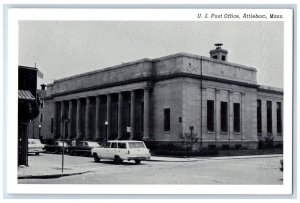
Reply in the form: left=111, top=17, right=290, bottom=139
left=88, top=142, right=100, bottom=147
left=57, top=142, right=65, bottom=146
left=29, top=139, right=41, bottom=145
left=105, top=142, right=111, bottom=148
left=111, top=143, right=117, bottom=148
left=118, top=142, right=127, bottom=149
left=128, top=142, right=145, bottom=148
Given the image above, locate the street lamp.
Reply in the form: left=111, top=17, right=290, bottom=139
left=38, top=124, right=41, bottom=140
left=105, top=121, right=108, bottom=144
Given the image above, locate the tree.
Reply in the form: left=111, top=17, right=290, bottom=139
left=179, top=131, right=200, bottom=151
left=18, top=100, right=40, bottom=122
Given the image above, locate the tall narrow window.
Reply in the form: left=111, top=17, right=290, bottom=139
left=141, top=102, right=144, bottom=131
left=257, top=99, right=262, bottom=133
left=51, top=118, right=54, bottom=133
left=207, top=100, right=214, bottom=131
left=128, top=103, right=131, bottom=127
left=277, top=102, right=282, bottom=134
left=267, top=101, right=272, bottom=133
left=164, top=108, right=170, bottom=131
left=41, top=100, right=44, bottom=108
left=221, top=102, right=228, bottom=132
left=234, top=103, right=240, bottom=133
left=40, top=113, right=43, bottom=123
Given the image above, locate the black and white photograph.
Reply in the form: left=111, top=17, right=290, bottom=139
left=4, top=7, right=294, bottom=196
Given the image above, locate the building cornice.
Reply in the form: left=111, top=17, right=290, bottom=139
left=47, top=73, right=259, bottom=98
left=258, top=85, right=283, bottom=95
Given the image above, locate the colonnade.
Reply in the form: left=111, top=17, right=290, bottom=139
left=54, top=88, right=150, bottom=141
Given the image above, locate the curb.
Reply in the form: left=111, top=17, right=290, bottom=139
left=149, top=154, right=283, bottom=162
left=146, top=159, right=193, bottom=162
left=18, top=170, right=91, bottom=179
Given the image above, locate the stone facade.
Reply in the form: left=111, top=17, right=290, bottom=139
left=38, top=45, right=283, bottom=150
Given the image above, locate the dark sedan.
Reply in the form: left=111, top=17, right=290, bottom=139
left=69, top=141, right=101, bottom=156
left=44, top=141, right=70, bottom=153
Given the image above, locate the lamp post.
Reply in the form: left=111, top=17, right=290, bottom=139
left=105, top=121, right=108, bottom=144
left=62, top=118, right=69, bottom=173
left=38, top=124, right=41, bottom=140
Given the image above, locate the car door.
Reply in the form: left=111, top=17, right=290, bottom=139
left=50, top=142, right=57, bottom=152
left=109, top=142, right=118, bottom=159
left=75, top=141, right=83, bottom=154
left=101, top=142, right=111, bottom=159
left=117, top=142, right=127, bottom=159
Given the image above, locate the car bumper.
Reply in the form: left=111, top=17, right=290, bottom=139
left=28, top=148, right=45, bottom=153
left=127, top=155, right=151, bottom=161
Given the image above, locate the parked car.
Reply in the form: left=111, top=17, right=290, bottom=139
left=44, top=140, right=70, bottom=153
left=91, top=140, right=151, bottom=164
left=69, top=141, right=101, bottom=156
left=28, top=138, right=45, bottom=155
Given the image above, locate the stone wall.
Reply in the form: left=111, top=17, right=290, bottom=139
left=257, top=87, right=283, bottom=143
left=152, top=78, right=183, bottom=141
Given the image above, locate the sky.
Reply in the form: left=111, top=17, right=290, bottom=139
left=19, top=21, right=283, bottom=88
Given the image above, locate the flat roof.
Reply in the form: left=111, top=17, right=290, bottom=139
left=53, top=52, right=256, bottom=84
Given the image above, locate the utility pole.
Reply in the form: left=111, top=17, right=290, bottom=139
left=62, top=118, right=69, bottom=173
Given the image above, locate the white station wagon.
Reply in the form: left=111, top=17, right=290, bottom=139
left=91, top=140, right=151, bottom=164
left=28, top=139, right=45, bottom=155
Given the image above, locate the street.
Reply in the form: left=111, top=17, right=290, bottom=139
left=18, top=153, right=283, bottom=184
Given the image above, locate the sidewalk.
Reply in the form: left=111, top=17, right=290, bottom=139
left=18, top=154, right=282, bottom=179
left=18, top=165, right=92, bottom=179
left=18, top=154, right=94, bottom=179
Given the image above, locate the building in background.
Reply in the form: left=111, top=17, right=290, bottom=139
left=40, top=44, right=283, bottom=150
left=27, top=84, right=47, bottom=141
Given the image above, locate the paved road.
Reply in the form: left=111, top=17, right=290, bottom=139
left=19, top=153, right=283, bottom=184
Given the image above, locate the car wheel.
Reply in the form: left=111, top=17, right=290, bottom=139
left=114, top=156, right=123, bottom=164
left=93, top=153, right=100, bottom=163
left=135, top=160, right=141, bottom=164
left=35, top=152, right=39, bottom=155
